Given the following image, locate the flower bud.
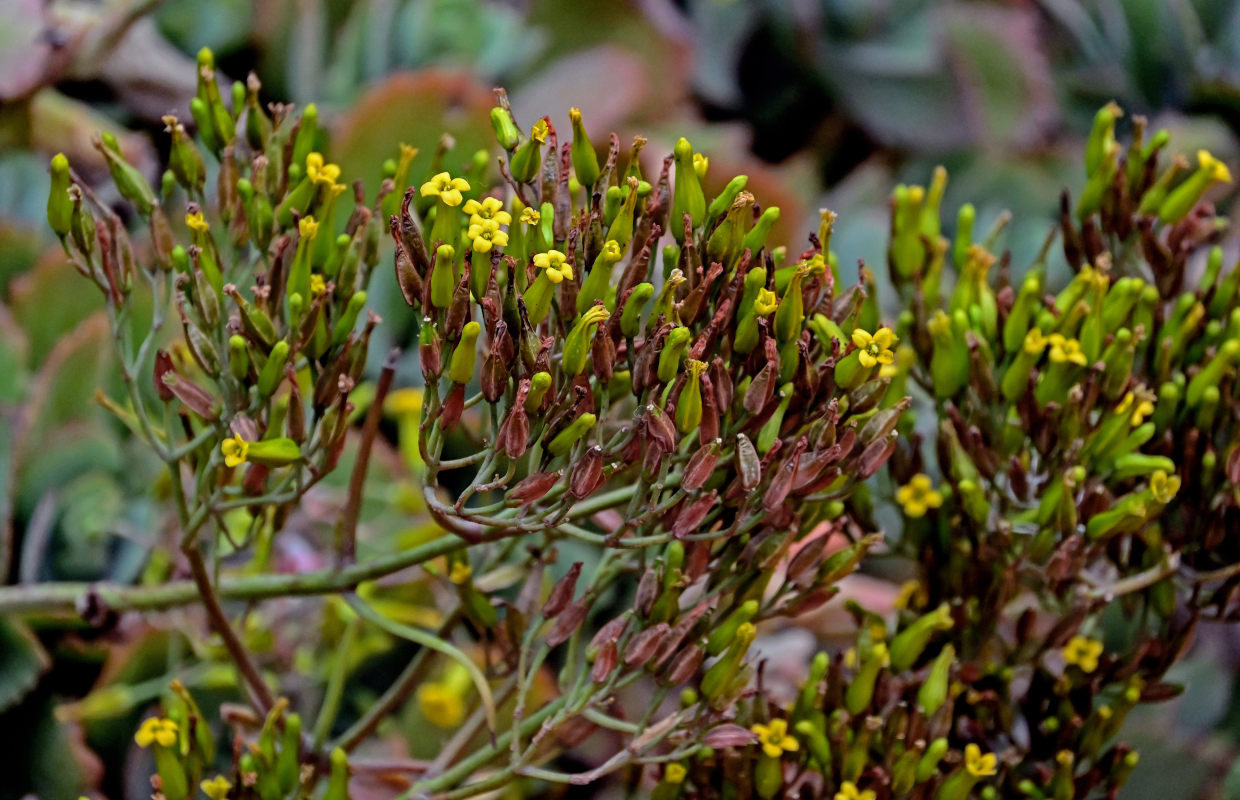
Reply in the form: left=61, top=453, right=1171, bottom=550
left=95, top=134, right=156, bottom=218
left=890, top=604, right=953, bottom=671
left=246, top=437, right=302, bottom=467
left=510, top=118, right=547, bottom=183
left=620, top=282, right=654, bottom=337
left=1159, top=149, right=1232, bottom=223
left=547, top=412, right=596, bottom=457
left=671, top=137, right=706, bottom=241
left=917, top=644, right=955, bottom=715
left=449, top=321, right=481, bottom=384
left=568, top=107, right=600, bottom=188
left=257, top=340, right=290, bottom=398
left=490, top=106, right=521, bottom=151
left=845, top=641, right=889, bottom=715
left=47, top=153, right=72, bottom=238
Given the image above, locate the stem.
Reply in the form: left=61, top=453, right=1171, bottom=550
left=0, top=534, right=469, bottom=616
left=334, top=348, right=399, bottom=565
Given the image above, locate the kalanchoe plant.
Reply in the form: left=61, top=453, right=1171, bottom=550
left=14, top=45, right=1240, bottom=800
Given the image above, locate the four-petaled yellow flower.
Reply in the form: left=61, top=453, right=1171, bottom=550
left=852, top=327, right=897, bottom=368
left=520, top=206, right=541, bottom=225
left=1117, top=389, right=1155, bottom=427
left=835, top=781, right=876, bottom=800
left=1198, top=150, right=1233, bottom=184
left=421, top=172, right=471, bottom=207
left=533, top=250, right=574, bottom=283
left=1023, top=327, right=1046, bottom=355
left=754, top=288, right=778, bottom=316
left=310, top=274, right=327, bottom=296
left=185, top=212, right=210, bottom=235
left=895, top=473, right=943, bottom=518
left=467, top=218, right=509, bottom=254
left=529, top=119, right=549, bottom=144
left=664, top=763, right=687, bottom=785
left=1062, top=635, right=1104, bottom=673
left=463, top=196, right=512, bottom=227
left=305, top=152, right=342, bottom=187
left=221, top=434, right=249, bottom=468
left=751, top=718, right=799, bottom=759
left=1047, top=334, right=1087, bottom=366
left=201, top=775, right=232, bottom=800
left=1150, top=469, right=1181, bottom=503
left=385, top=387, right=424, bottom=417
left=417, top=681, right=466, bottom=728
left=964, top=743, right=998, bottom=777
left=299, top=215, right=319, bottom=241
left=134, top=716, right=179, bottom=748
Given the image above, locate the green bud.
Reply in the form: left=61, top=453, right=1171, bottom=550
left=1186, top=339, right=1239, bottom=406
left=621, top=283, right=653, bottom=337
left=794, top=720, right=831, bottom=771
left=324, top=748, right=351, bottom=800
left=568, top=107, right=600, bottom=188
left=1003, top=275, right=1041, bottom=353
left=706, top=599, right=760, bottom=657
left=1085, top=102, right=1121, bottom=176
left=430, top=244, right=458, bottom=310
left=917, top=644, right=955, bottom=715
left=756, top=383, right=793, bottom=453
left=890, top=604, right=953, bottom=671
left=257, top=340, right=290, bottom=398
left=228, top=335, right=250, bottom=381
left=845, top=641, right=888, bottom=716
left=563, top=306, right=609, bottom=376
left=1159, top=150, right=1233, bottom=224
left=47, top=153, right=73, bottom=238
left=916, top=738, right=949, bottom=783
left=774, top=264, right=809, bottom=343
left=675, top=360, right=708, bottom=434
left=292, top=104, right=319, bottom=177
left=510, top=119, right=547, bottom=183
left=754, top=754, right=781, bottom=799
left=578, top=239, right=624, bottom=315
left=658, top=327, right=692, bottom=384
left=740, top=206, right=779, bottom=255
left=671, top=138, right=706, bottom=241
left=928, top=310, right=970, bottom=398
left=548, top=412, right=596, bottom=457
left=449, top=322, right=482, bottom=384
left=952, top=203, right=975, bottom=270
left=96, top=135, right=156, bottom=217
left=331, top=291, right=367, bottom=348
left=246, top=437, right=302, bottom=467
left=525, top=371, right=552, bottom=412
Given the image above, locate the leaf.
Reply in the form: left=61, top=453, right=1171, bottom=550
left=0, top=617, right=50, bottom=713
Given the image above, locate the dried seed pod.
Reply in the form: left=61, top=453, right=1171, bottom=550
left=542, top=562, right=582, bottom=618
left=545, top=599, right=588, bottom=647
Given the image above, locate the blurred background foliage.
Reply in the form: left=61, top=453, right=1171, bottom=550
left=3, top=0, right=1240, bottom=798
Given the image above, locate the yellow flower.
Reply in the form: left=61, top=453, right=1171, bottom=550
left=520, top=206, right=541, bottom=225
left=754, top=288, right=778, bottom=316
left=664, top=763, right=687, bottom=784
left=448, top=561, right=473, bottom=585
left=201, top=775, right=232, bottom=800
left=467, top=218, right=509, bottom=254
left=417, top=681, right=465, bottom=728
left=1024, top=327, right=1046, bottom=355
left=1047, top=334, right=1087, bottom=366
left=1062, top=635, right=1104, bottom=673
left=1116, top=389, right=1155, bottom=427
left=893, top=579, right=924, bottom=612
left=385, top=388, right=424, bottom=417
left=964, top=743, right=998, bottom=777
left=1198, top=150, right=1232, bottom=183
left=185, top=212, right=210, bottom=235
left=533, top=250, right=574, bottom=284
left=600, top=239, right=623, bottom=262
left=895, top=474, right=943, bottom=518
left=693, top=153, right=709, bottom=179
left=851, top=327, right=897, bottom=368
left=835, top=781, right=876, bottom=800
left=134, top=716, right=179, bottom=748
left=420, top=172, right=471, bottom=207
left=310, top=274, right=327, bottom=296
left=530, top=119, right=549, bottom=144
left=305, top=152, right=342, bottom=186
left=299, top=215, right=319, bottom=241
left=463, top=196, right=512, bottom=227
left=751, top=718, right=799, bottom=759
left=1150, top=469, right=1181, bottom=503
left=221, top=434, right=249, bottom=468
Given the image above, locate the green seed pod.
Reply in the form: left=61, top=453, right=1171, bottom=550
left=706, top=174, right=748, bottom=225
left=568, top=107, right=600, bottom=188
left=246, top=437, right=302, bottom=467
left=706, top=600, right=759, bottom=657
left=47, top=153, right=73, bottom=238
left=754, top=755, right=781, bottom=800
left=525, top=371, right=552, bottom=412
left=578, top=239, right=623, bottom=315
left=917, top=644, right=955, bottom=715
left=291, top=104, right=319, bottom=177
left=658, top=327, right=692, bottom=384
left=1086, top=102, right=1121, bottom=175
left=510, top=119, right=547, bottom=183
left=891, top=184, right=925, bottom=278
left=228, top=335, right=250, bottom=381
left=331, top=291, right=367, bottom=348
left=563, top=306, right=610, bottom=376
left=1003, top=274, right=1042, bottom=353
left=928, top=310, right=970, bottom=398
left=845, top=641, right=888, bottom=716
left=952, top=203, right=975, bottom=270
left=430, top=244, right=458, bottom=310
left=916, top=737, right=949, bottom=783
left=96, top=135, right=156, bottom=218
left=774, top=264, right=809, bottom=343
left=276, top=712, right=302, bottom=793
left=490, top=106, right=521, bottom=151
left=607, top=177, right=642, bottom=250
left=323, top=748, right=351, bottom=800
left=548, top=412, right=597, bottom=457
left=740, top=205, right=780, bottom=256
left=671, top=137, right=706, bottom=242
left=449, top=322, right=482, bottom=384
left=257, top=340, right=290, bottom=398
left=889, top=603, right=953, bottom=671
left=621, top=283, right=654, bottom=337
left=794, top=719, right=831, bottom=771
